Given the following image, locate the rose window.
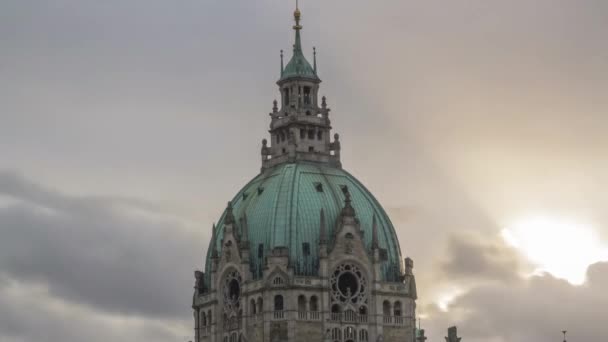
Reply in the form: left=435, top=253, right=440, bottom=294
left=330, top=263, right=368, bottom=310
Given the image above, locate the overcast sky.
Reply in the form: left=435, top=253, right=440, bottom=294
left=1, top=1, right=607, bottom=341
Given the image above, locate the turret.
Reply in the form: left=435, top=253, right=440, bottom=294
left=262, top=5, right=342, bottom=170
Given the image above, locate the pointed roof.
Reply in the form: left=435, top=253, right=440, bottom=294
left=279, top=6, right=320, bottom=82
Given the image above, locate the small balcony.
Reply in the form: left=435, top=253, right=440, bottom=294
left=297, top=311, right=321, bottom=321
left=272, top=310, right=285, bottom=321
left=329, top=311, right=368, bottom=324
left=382, top=315, right=405, bottom=325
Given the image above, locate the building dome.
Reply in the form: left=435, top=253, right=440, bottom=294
left=193, top=7, right=417, bottom=342
left=205, top=161, right=403, bottom=282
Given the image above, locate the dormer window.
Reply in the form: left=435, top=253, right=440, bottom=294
left=302, top=242, right=310, bottom=256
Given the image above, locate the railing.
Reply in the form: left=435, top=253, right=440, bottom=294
left=272, top=310, right=285, bottom=320
left=296, top=311, right=321, bottom=321
left=329, top=312, right=368, bottom=324
left=382, top=315, right=405, bottom=325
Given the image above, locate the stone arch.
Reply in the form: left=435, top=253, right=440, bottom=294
left=309, top=295, right=319, bottom=312
left=394, top=300, right=402, bottom=316
left=297, top=294, right=306, bottom=312
left=250, top=298, right=256, bottom=315
left=382, top=300, right=391, bottom=316
left=200, top=309, right=207, bottom=326
left=274, top=294, right=284, bottom=311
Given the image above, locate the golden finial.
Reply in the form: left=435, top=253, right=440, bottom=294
left=293, top=0, right=302, bottom=28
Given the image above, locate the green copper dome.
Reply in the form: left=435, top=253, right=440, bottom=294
left=205, top=161, right=403, bottom=282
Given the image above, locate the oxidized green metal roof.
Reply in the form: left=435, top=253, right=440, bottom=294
left=279, top=21, right=319, bottom=82
left=204, top=161, right=403, bottom=282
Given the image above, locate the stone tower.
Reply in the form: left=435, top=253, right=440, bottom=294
left=193, top=6, right=417, bottom=342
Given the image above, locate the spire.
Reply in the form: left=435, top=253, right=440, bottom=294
left=280, top=50, right=284, bottom=75
left=340, top=191, right=356, bottom=218
left=224, top=201, right=235, bottom=225
left=279, top=3, right=319, bottom=82
left=319, top=208, right=327, bottom=244
left=293, top=1, right=302, bottom=53
left=313, top=46, right=317, bottom=74
left=371, top=214, right=379, bottom=249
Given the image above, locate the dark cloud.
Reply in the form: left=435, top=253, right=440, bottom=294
left=421, top=235, right=608, bottom=342
left=0, top=277, right=182, bottom=342
left=424, top=263, right=608, bottom=342
left=0, top=171, right=202, bottom=319
left=438, top=234, right=526, bottom=283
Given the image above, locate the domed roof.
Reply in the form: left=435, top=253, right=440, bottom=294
left=205, top=161, right=403, bottom=281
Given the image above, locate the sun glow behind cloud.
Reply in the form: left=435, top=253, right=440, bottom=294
left=501, top=216, right=608, bottom=285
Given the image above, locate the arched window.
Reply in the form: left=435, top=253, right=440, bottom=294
left=317, top=130, right=323, bottom=140
left=207, top=310, right=212, bottom=325
left=344, top=326, right=356, bottom=340
left=359, top=329, right=369, bottom=341
left=298, top=295, right=306, bottom=312
left=310, top=296, right=319, bottom=312
left=194, top=310, right=199, bottom=328
left=331, top=304, right=341, bottom=313
left=307, top=129, right=314, bottom=139
left=250, top=298, right=256, bottom=315
left=200, top=310, right=206, bottom=327
left=332, top=328, right=342, bottom=341
left=257, top=297, right=263, bottom=314
left=274, top=295, right=284, bottom=311
left=358, top=305, right=367, bottom=316
left=383, top=300, right=391, bottom=316
left=230, top=332, right=238, bottom=342
left=394, top=301, right=402, bottom=317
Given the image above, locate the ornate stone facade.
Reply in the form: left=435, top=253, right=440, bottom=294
left=193, top=6, right=417, bottom=342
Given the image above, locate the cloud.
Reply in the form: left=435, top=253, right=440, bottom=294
left=438, top=234, right=527, bottom=284
left=421, top=234, right=608, bottom=342
left=0, top=170, right=202, bottom=320
left=0, top=275, right=185, bottom=342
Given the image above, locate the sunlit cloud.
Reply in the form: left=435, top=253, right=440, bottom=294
left=502, top=216, right=608, bottom=285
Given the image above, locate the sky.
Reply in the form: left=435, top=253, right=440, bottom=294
left=1, top=0, right=607, bottom=341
